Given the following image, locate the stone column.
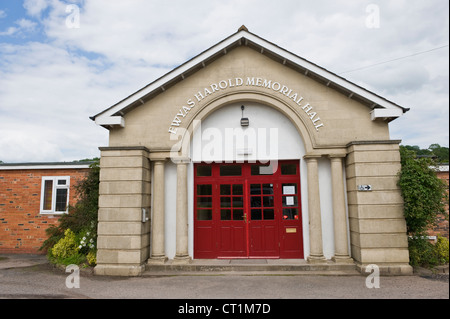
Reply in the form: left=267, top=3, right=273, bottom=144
left=173, top=158, right=191, bottom=264
left=329, top=155, right=353, bottom=263
left=148, top=159, right=167, bottom=264
left=304, top=155, right=326, bottom=263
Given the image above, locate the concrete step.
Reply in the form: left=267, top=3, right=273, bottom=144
left=144, top=259, right=360, bottom=276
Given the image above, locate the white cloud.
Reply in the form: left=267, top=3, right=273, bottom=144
left=0, top=0, right=448, bottom=162
left=23, top=0, right=50, bottom=17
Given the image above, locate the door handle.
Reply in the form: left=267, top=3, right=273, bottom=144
left=244, top=213, right=247, bottom=223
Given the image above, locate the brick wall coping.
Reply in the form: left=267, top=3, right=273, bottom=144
left=0, top=161, right=94, bottom=170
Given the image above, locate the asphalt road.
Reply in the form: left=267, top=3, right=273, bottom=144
left=0, top=255, right=448, bottom=300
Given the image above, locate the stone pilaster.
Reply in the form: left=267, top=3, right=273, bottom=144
left=346, top=141, right=412, bottom=275
left=95, top=147, right=151, bottom=276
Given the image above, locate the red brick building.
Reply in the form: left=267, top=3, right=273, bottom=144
left=0, top=162, right=91, bottom=254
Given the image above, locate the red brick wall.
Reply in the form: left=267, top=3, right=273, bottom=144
left=0, top=168, right=90, bottom=254
left=427, top=170, right=449, bottom=240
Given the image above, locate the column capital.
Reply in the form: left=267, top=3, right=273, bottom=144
left=172, top=156, right=191, bottom=164
left=303, top=154, right=322, bottom=161
left=328, top=153, right=347, bottom=159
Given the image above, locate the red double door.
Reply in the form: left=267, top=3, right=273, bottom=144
left=194, top=161, right=303, bottom=259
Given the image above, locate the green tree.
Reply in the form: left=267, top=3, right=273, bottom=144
left=428, top=144, right=449, bottom=163
left=398, top=146, right=449, bottom=267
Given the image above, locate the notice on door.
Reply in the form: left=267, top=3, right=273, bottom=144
left=286, top=196, right=294, bottom=206
left=283, top=186, right=295, bottom=195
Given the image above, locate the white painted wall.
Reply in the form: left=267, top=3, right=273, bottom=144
left=161, top=102, right=336, bottom=259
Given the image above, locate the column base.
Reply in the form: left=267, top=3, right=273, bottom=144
left=172, top=255, right=192, bottom=265
left=332, top=255, right=354, bottom=264
left=307, top=255, right=327, bottom=264
left=147, top=256, right=168, bottom=265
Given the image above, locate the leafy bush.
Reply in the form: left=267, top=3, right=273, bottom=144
left=51, top=229, right=79, bottom=259
left=41, top=159, right=100, bottom=266
left=398, top=147, right=449, bottom=267
left=435, top=236, right=449, bottom=265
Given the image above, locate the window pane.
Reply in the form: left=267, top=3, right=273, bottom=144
left=282, top=208, right=299, bottom=220
left=196, top=166, right=211, bottom=177
left=250, top=184, right=261, bottom=195
left=251, top=209, right=262, bottom=220
left=197, top=184, right=212, bottom=196
left=263, top=196, right=274, bottom=207
left=55, top=188, right=68, bottom=212
left=264, top=209, right=275, bottom=220
left=220, top=184, right=231, bottom=195
left=220, top=197, right=231, bottom=208
left=250, top=196, right=261, bottom=207
left=197, top=197, right=212, bottom=208
left=282, top=183, right=297, bottom=195
left=233, top=209, right=244, bottom=220
left=232, top=184, right=243, bottom=195
left=221, top=209, right=231, bottom=220
left=262, top=184, right=273, bottom=194
left=251, top=164, right=273, bottom=175
left=57, top=179, right=67, bottom=185
left=197, top=209, right=212, bottom=220
left=43, top=180, right=53, bottom=210
left=220, top=165, right=241, bottom=176
left=233, top=197, right=243, bottom=208
left=281, top=163, right=297, bottom=175
left=283, top=196, right=298, bottom=207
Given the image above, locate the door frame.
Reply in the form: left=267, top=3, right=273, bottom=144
left=193, top=160, right=304, bottom=259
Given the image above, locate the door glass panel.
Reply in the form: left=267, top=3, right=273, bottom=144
left=233, top=197, right=244, bottom=208
left=197, top=184, right=212, bottom=196
left=197, top=197, right=212, bottom=208
left=281, top=163, right=297, bottom=175
left=263, top=196, right=274, bottom=207
left=282, top=208, right=299, bottom=220
left=220, top=197, right=231, bottom=207
left=220, top=184, right=231, bottom=195
left=221, top=209, right=231, bottom=220
left=251, top=164, right=273, bottom=175
left=220, top=165, right=242, bottom=176
left=232, top=184, right=243, bottom=195
left=282, top=196, right=298, bottom=207
left=197, top=165, right=211, bottom=176
left=250, top=184, right=261, bottom=194
left=282, top=183, right=297, bottom=195
left=262, top=184, right=273, bottom=194
left=250, top=196, right=261, bottom=207
left=197, top=209, right=212, bottom=220
left=233, top=209, right=244, bottom=220
left=251, top=209, right=262, bottom=220
left=264, top=209, right=275, bottom=220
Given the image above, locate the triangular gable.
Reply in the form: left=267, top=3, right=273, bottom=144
left=91, top=26, right=409, bottom=128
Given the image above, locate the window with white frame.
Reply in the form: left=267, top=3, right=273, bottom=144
left=40, top=176, right=70, bottom=214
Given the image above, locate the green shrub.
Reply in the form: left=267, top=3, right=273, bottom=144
left=51, top=229, right=79, bottom=259
left=86, top=250, right=97, bottom=266
left=435, top=236, right=449, bottom=264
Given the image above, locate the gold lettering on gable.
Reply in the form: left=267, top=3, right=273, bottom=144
left=168, top=77, right=325, bottom=134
